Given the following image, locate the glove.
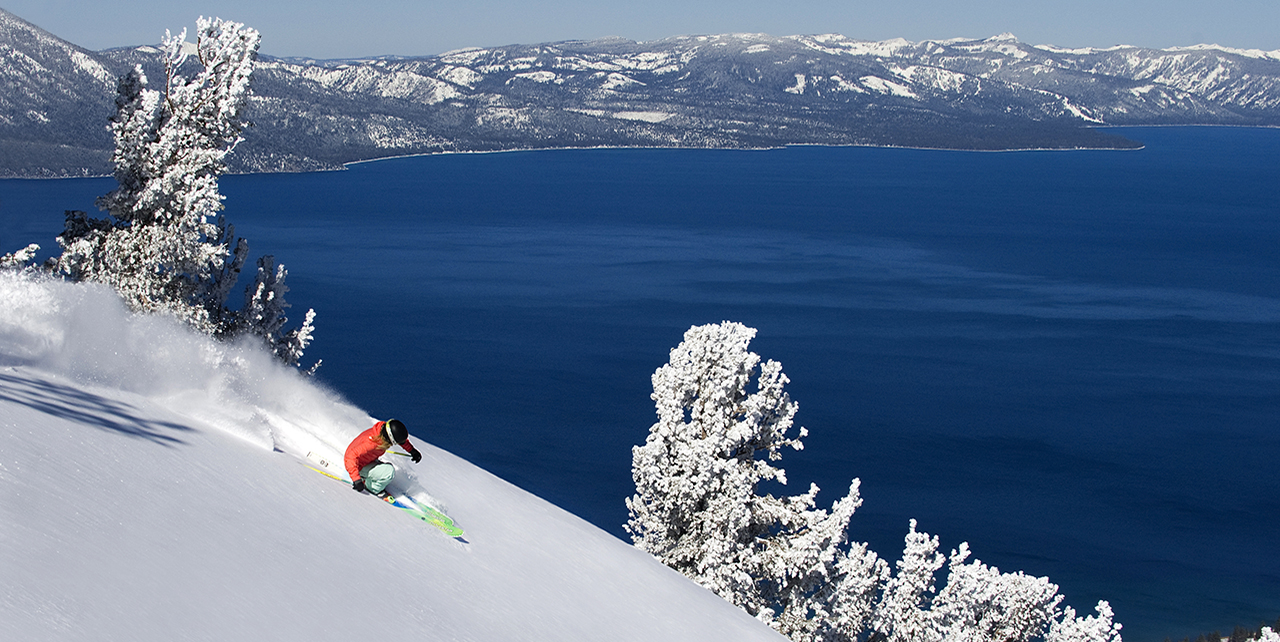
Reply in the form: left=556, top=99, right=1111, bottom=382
left=351, top=478, right=366, bottom=493
left=410, top=450, right=422, bottom=464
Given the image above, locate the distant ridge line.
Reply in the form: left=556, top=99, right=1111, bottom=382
left=2, top=7, right=1279, bottom=177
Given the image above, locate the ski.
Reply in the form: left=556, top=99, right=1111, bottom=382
left=383, top=492, right=465, bottom=538
left=304, top=456, right=464, bottom=538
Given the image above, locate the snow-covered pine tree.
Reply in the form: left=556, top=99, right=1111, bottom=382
left=871, top=520, right=1063, bottom=642
left=871, top=519, right=948, bottom=642
left=55, top=18, right=258, bottom=334
left=239, top=255, right=317, bottom=368
left=631, top=321, right=1125, bottom=642
left=627, top=321, right=883, bottom=641
left=930, top=542, right=1062, bottom=642
left=869, top=519, right=1122, bottom=642
left=52, top=18, right=316, bottom=367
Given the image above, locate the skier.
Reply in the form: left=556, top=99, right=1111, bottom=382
left=344, top=418, right=422, bottom=495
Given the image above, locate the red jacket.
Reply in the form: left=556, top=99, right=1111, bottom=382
left=344, top=421, right=419, bottom=482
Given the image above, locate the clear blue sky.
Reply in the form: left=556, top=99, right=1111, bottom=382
left=6, top=0, right=1278, bottom=59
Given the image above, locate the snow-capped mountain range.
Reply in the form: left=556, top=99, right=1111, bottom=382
left=3, top=7, right=1279, bottom=176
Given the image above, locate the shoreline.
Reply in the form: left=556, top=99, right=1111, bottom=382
left=11, top=124, right=1280, bottom=180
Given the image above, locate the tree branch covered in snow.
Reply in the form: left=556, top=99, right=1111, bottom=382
left=630, top=321, right=1124, bottom=642
left=49, top=17, right=316, bottom=368
left=0, top=244, right=40, bottom=271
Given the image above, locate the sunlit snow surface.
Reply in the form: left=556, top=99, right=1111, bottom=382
left=0, top=273, right=783, bottom=641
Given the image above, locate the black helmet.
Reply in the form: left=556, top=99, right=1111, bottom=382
left=382, top=419, right=408, bottom=444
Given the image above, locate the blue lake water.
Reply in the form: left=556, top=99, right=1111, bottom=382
left=2, top=127, right=1277, bottom=641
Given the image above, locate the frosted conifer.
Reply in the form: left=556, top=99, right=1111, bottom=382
left=632, top=321, right=1123, bottom=642
left=240, top=255, right=316, bottom=367
left=52, top=18, right=316, bottom=367
left=56, top=18, right=258, bottom=333
left=869, top=520, right=1116, bottom=642
left=929, top=542, right=1062, bottom=642
left=871, top=519, right=947, bottom=642
left=627, top=321, right=882, bottom=641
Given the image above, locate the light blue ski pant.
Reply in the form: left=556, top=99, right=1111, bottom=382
left=359, top=461, right=396, bottom=493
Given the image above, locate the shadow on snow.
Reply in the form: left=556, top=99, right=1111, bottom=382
left=0, top=371, right=194, bottom=446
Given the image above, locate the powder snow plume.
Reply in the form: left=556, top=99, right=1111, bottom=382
left=0, top=271, right=366, bottom=463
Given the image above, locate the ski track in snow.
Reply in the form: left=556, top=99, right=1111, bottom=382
left=0, top=273, right=784, bottom=641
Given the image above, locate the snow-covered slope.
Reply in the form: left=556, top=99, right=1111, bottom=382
left=0, top=272, right=784, bottom=641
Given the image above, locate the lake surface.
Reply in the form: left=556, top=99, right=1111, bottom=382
left=2, top=127, right=1277, bottom=642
